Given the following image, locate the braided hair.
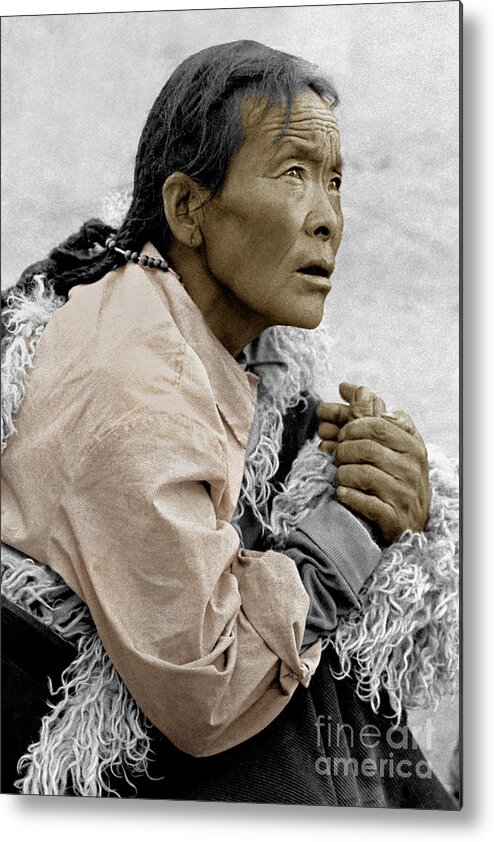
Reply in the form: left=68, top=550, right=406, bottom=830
left=3, top=40, right=338, bottom=305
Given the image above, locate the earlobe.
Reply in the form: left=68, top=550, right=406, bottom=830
left=189, top=228, right=202, bottom=248
left=162, top=172, right=204, bottom=249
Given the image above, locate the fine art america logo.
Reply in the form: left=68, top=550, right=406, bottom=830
left=314, top=715, right=433, bottom=780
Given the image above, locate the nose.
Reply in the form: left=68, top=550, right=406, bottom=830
left=304, top=199, right=342, bottom=242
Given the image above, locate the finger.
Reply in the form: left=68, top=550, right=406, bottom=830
left=336, top=486, right=398, bottom=540
left=382, top=410, right=417, bottom=436
left=318, top=421, right=340, bottom=441
left=319, top=441, right=338, bottom=453
left=337, top=463, right=403, bottom=505
left=335, top=439, right=418, bottom=484
left=316, top=402, right=350, bottom=426
left=338, top=416, right=426, bottom=459
left=348, top=385, right=374, bottom=420
left=319, top=440, right=338, bottom=454
left=370, top=393, right=387, bottom=417
left=348, top=386, right=387, bottom=420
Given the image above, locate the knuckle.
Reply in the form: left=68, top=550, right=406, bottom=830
left=337, top=424, right=347, bottom=443
left=417, top=439, right=429, bottom=463
left=367, top=496, right=380, bottom=518
left=411, top=461, right=424, bottom=486
left=341, top=418, right=356, bottom=437
left=370, top=418, right=387, bottom=440
left=387, top=512, right=401, bottom=542
left=401, top=458, right=419, bottom=485
left=360, top=464, right=376, bottom=487
left=335, top=442, right=346, bottom=465
left=407, top=435, right=422, bottom=456
left=348, top=417, right=365, bottom=434
left=365, top=439, right=380, bottom=461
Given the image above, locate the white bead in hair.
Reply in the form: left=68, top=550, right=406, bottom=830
left=105, top=237, right=181, bottom=282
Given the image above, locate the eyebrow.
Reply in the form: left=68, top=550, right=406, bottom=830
left=270, top=137, right=344, bottom=172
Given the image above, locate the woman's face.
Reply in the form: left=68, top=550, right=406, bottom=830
left=198, top=89, right=344, bottom=332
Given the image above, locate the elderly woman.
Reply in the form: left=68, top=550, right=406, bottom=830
left=1, top=40, right=458, bottom=806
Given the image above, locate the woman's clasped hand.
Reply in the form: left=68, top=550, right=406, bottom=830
left=317, top=383, right=431, bottom=542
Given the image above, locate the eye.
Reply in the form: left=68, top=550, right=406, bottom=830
left=329, top=175, right=342, bottom=192
left=283, top=166, right=303, bottom=179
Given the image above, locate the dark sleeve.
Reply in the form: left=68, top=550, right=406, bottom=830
left=283, top=495, right=382, bottom=653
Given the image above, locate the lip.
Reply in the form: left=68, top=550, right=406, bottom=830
left=295, top=261, right=334, bottom=290
left=296, top=260, right=334, bottom=278
left=298, top=274, right=333, bottom=292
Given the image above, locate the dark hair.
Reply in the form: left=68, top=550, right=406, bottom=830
left=6, top=40, right=338, bottom=302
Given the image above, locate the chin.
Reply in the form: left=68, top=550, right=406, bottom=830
left=282, top=303, right=325, bottom=331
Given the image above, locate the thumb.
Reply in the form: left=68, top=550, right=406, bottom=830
left=339, top=382, right=387, bottom=419
left=339, top=382, right=359, bottom=404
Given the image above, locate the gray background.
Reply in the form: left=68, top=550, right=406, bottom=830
left=1, top=2, right=459, bottom=458
left=1, top=2, right=459, bottom=789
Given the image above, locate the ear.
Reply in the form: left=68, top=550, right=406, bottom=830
left=162, top=172, right=207, bottom=249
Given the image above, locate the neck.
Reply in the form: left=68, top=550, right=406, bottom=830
left=167, top=240, right=271, bottom=358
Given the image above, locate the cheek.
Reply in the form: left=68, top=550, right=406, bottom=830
left=209, top=195, right=295, bottom=267
left=329, top=201, right=344, bottom=252
left=243, top=194, right=302, bottom=257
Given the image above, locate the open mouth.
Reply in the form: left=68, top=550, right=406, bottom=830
left=297, top=264, right=331, bottom=280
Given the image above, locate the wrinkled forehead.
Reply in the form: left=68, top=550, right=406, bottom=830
left=241, top=89, right=340, bottom=151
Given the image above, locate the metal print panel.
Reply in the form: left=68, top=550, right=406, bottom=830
left=1, top=1, right=461, bottom=808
